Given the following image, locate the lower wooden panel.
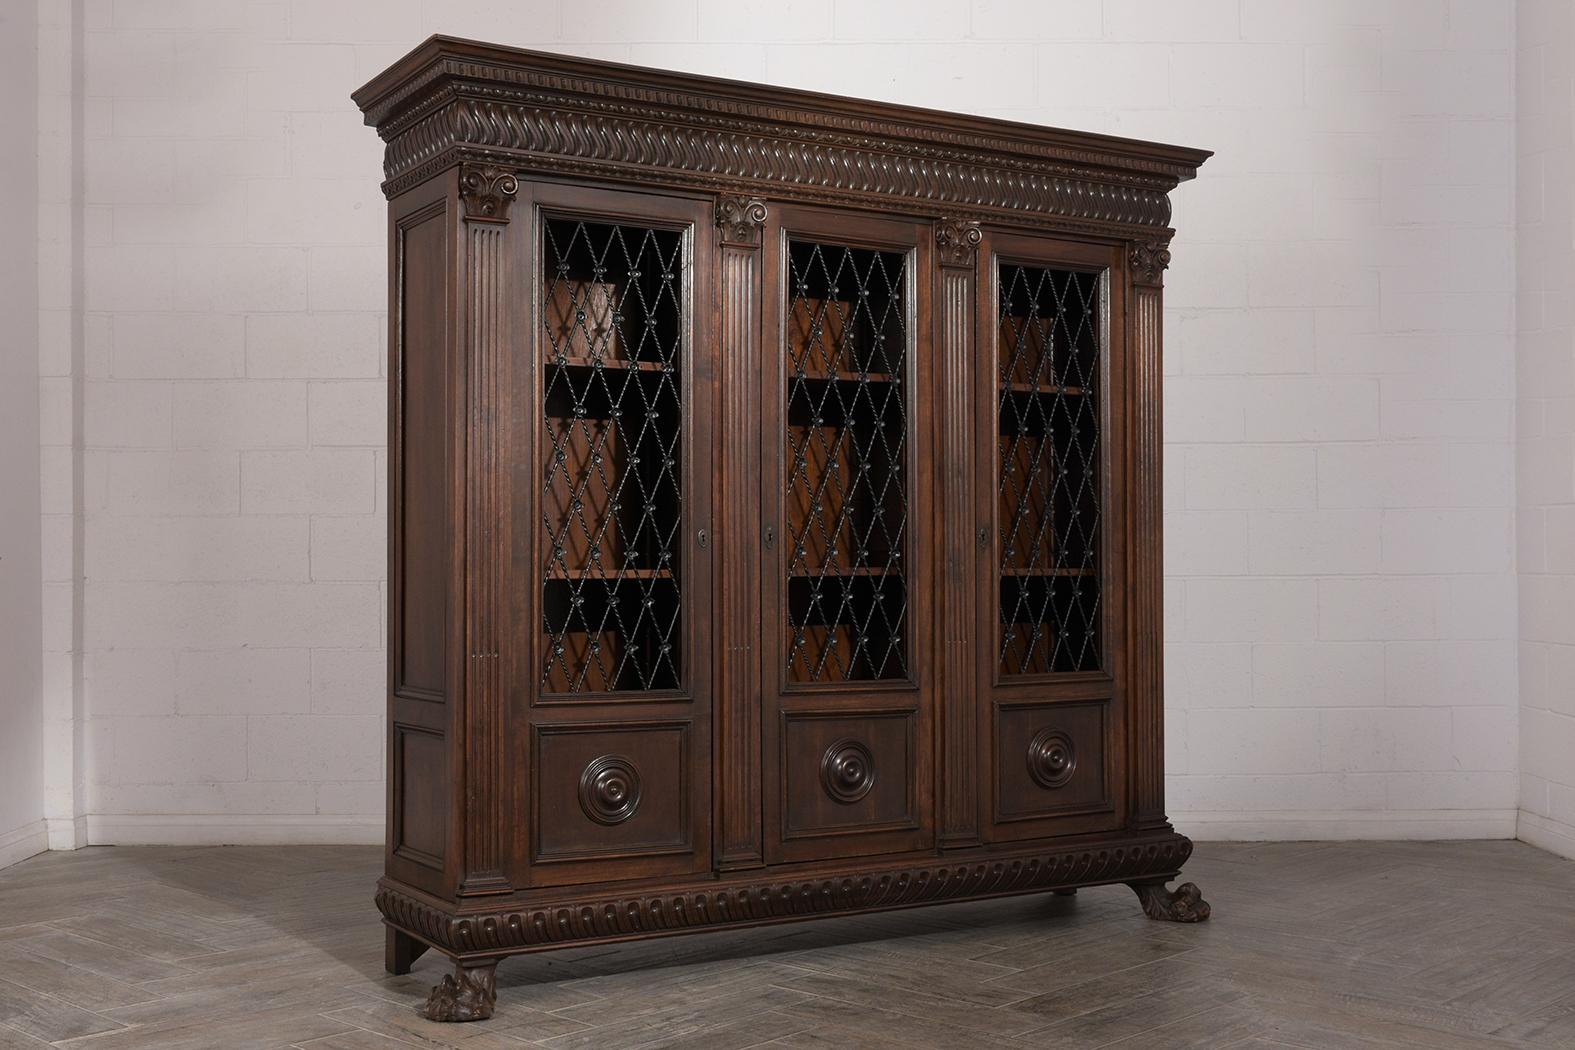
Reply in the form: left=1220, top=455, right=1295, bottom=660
left=772, top=710, right=927, bottom=862
left=393, top=724, right=447, bottom=872
left=528, top=721, right=699, bottom=887
left=988, top=698, right=1119, bottom=841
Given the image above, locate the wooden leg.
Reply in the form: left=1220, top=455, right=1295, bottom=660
left=385, top=927, right=429, bottom=975
left=1127, top=879, right=1210, bottom=922
left=423, top=958, right=499, bottom=1022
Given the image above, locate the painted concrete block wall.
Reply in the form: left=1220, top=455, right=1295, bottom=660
left=1517, top=0, right=1575, bottom=862
left=71, top=0, right=1517, bottom=842
left=0, top=0, right=47, bottom=870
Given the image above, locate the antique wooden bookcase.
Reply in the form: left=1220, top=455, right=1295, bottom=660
left=354, top=36, right=1211, bottom=1022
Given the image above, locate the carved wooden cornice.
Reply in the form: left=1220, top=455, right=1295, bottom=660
left=376, top=832, right=1194, bottom=958
left=354, top=37, right=1210, bottom=237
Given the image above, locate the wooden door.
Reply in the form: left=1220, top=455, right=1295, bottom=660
left=974, top=232, right=1127, bottom=842
left=518, top=182, right=714, bottom=887
left=760, top=205, right=935, bottom=863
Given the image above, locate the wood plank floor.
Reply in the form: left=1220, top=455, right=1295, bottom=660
left=1, top=841, right=1573, bottom=1048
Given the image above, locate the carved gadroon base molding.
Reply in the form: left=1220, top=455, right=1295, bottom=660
left=377, top=834, right=1196, bottom=959
left=1127, top=878, right=1211, bottom=922
left=423, top=961, right=498, bottom=1022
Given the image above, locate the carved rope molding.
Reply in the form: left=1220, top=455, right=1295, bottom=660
left=376, top=834, right=1193, bottom=957
left=380, top=99, right=1176, bottom=234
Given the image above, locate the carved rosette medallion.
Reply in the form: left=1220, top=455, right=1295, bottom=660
left=458, top=164, right=519, bottom=222
left=935, top=218, right=983, bottom=266
left=1026, top=728, right=1076, bottom=790
left=715, top=194, right=768, bottom=245
left=578, top=755, right=641, bottom=826
left=820, top=739, right=875, bottom=804
left=1129, top=239, right=1171, bottom=285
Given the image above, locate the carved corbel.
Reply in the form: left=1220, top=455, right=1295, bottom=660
left=935, top=218, right=983, bottom=267
left=715, top=194, right=767, bottom=245
left=1129, top=238, right=1171, bottom=286
left=458, top=164, right=518, bottom=223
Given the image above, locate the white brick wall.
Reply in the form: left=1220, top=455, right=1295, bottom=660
left=1517, top=0, right=1575, bottom=861
left=57, top=0, right=1521, bottom=844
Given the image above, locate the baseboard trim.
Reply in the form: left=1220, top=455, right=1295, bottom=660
left=0, top=820, right=50, bottom=870
left=46, top=815, right=88, bottom=851
left=1518, top=811, right=1575, bottom=861
left=86, top=814, right=383, bottom=847
left=1175, top=809, right=1518, bottom=841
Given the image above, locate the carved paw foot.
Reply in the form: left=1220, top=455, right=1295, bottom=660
left=1129, top=879, right=1210, bottom=922
left=422, top=961, right=498, bottom=1022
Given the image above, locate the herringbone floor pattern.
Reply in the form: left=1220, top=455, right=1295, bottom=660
left=0, top=841, right=1572, bottom=1047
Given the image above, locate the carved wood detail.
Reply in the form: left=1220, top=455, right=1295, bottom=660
left=935, top=219, right=983, bottom=267
left=716, top=195, right=768, bottom=245
left=1129, top=239, right=1171, bottom=286
left=459, top=176, right=510, bottom=896
left=356, top=43, right=1208, bottom=235
left=1128, top=879, right=1210, bottom=922
left=458, top=163, right=518, bottom=223
left=423, top=960, right=499, bottom=1022
left=717, top=222, right=763, bottom=870
left=376, top=833, right=1194, bottom=956
left=937, top=262, right=977, bottom=845
left=1129, top=283, right=1166, bottom=830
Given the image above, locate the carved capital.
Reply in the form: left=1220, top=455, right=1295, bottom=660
left=715, top=194, right=767, bottom=244
left=1129, top=238, right=1171, bottom=286
left=458, top=164, right=518, bottom=223
left=935, top=218, right=983, bottom=267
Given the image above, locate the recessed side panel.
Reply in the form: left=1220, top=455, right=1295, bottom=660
left=394, top=724, right=448, bottom=868
left=395, top=204, right=451, bottom=702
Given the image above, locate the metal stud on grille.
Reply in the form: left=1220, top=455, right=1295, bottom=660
left=783, top=241, right=909, bottom=683
left=997, top=263, right=1102, bottom=675
left=540, top=217, right=684, bottom=693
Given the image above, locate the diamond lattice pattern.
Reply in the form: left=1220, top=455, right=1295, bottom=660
left=997, top=264, right=1102, bottom=675
left=540, top=218, right=684, bottom=693
left=784, top=241, right=909, bottom=683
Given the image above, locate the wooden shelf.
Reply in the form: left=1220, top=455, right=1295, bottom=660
left=552, top=355, right=668, bottom=373
left=1001, top=567, right=1095, bottom=578
left=1003, top=382, right=1086, bottom=396
left=790, top=565, right=899, bottom=578
left=791, top=369, right=897, bottom=384
left=546, top=567, right=674, bottom=581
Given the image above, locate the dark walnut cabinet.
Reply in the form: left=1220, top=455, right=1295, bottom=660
left=354, top=37, right=1211, bottom=1023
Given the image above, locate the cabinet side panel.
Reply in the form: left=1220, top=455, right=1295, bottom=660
left=397, top=208, right=452, bottom=700
left=388, top=185, right=454, bottom=895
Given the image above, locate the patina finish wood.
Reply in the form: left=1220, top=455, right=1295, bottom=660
left=356, top=35, right=1211, bottom=1021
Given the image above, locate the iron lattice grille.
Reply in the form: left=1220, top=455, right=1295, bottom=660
left=997, top=263, right=1102, bottom=675
left=540, top=217, right=685, bottom=693
left=783, top=240, right=910, bottom=683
